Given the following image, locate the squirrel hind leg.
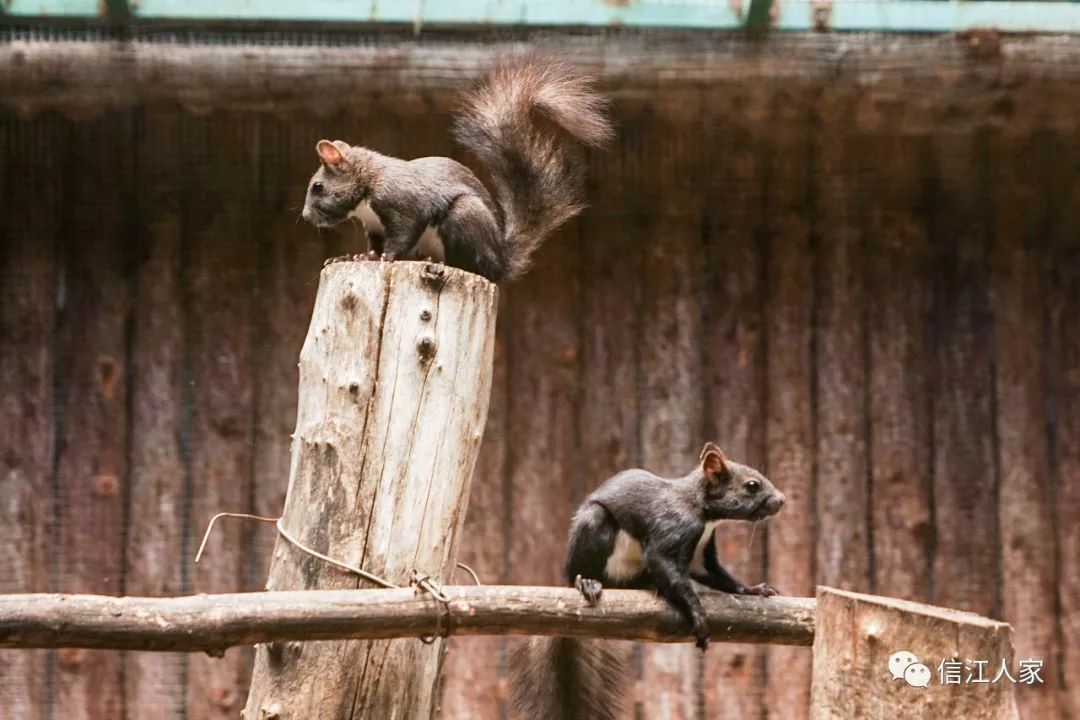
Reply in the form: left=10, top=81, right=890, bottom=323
left=438, top=194, right=508, bottom=282
left=564, top=501, right=618, bottom=587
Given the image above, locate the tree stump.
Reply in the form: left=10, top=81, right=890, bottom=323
left=811, top=587, right=1019, bottom=719
left=244, top=261, right=497, bottom=720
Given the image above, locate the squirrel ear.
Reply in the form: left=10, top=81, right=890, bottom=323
left=700, top=443, right=727, bottom=475
left=316, top=139, right=344, bottom=167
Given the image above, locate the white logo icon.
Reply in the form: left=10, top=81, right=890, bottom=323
left=904, top=663, right=932, bottom=688
left=888, top=650, right=920, bottom=681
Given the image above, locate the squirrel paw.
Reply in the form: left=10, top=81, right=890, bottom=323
left=574, top=575, right=603, bottom=606
left=323, top=254, right=354, bottom=267
left=741, top=582, right=779, bottom=598
left=380, top=252, right=396, bottom=263
left=692, top=618, right=710, bottom=651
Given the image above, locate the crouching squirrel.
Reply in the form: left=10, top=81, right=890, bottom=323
left=511, top=443, right=786, bottom=720
left=301, top=61, right=613, bottom=283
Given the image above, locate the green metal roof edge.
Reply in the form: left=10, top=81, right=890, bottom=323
left=5, top=0, right=1080, bottom=34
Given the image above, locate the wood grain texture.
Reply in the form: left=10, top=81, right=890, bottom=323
left=813, top=88, right=870, bottom=592
left=51, top=112, right=133, bottom=720
left=0, top=588, right=817, bottom=651
left=988, top=127, right=1061, bottom=719
left=0, top=69, right=1079, bottom=718
left=244, top=261, right=497, bottom=720
left=1049, top=131, right=1080, bottom=719
left=630, top=88, right=708, bottom=720
left=438, top=308, right=508, bottom=720
left=249, top=117, right=326, bottom=589
left=123, top=107, right=187, bottom=720
left=763, top=97, right=816, bottom=720
left=0, top=114, right=59, bottom=720
left=4, top=34, right=1080, bottom=120
left=573, top=214, right=645, bottom=720
left=810, top=587, right=1018, bottom=720
left=700, top=86, right=770, bottom=720
left=503, top=220, right=582, bottom=720
left=638, top=210, right=705, bottom=720
left=405, top=91, right=508, bottom=720
left=503, top=219, right=581, bottom=592
left=927, top=130, right=1000, bottom=619
left=861, top=121, right=932, bottom=603
left=182, top=114, right=258, bottom=720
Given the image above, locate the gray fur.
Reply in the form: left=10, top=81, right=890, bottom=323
left=510, top=444, right=786, bottom=718
left=510, top=637, right=631, bottom=720
left=301, top=61, right=612, bottom=282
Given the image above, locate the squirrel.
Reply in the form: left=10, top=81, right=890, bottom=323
left=300, top=61, right=613, bottom=283
left=510, top=442, right=786, bottom=720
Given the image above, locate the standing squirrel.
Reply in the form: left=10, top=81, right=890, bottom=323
left=300, top=61, right=613, bottom=282
left=511, top=443, right=786, bottom=720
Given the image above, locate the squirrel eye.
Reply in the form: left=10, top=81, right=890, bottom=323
left=746, top=480, right=760, bottom=493
left=311, top=181, right=324, bottom=194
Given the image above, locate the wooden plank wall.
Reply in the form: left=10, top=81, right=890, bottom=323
left=0, top=81, right=1078, bottom=720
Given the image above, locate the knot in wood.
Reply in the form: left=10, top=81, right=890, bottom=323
left=94, top=474, right=120, bottom=497
left=96, top=355, right=121, bottom=400
left=339, top=292, right=360, bottom=312
left=417, top=335, right=437, bottom=364
left=57, top=647, right=87, bottom=669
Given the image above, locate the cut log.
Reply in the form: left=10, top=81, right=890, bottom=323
left=243, top=261, right=498, bottom=720
left=811, top=586, right=1019, bottom=720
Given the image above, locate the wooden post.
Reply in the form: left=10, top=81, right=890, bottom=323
left=243, top=261, right=497, bottom=720
left=811, top=587, right=1019, bottom=719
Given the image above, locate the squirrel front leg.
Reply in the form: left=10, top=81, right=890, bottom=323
left=692, top=530, right=779, bottom=597
left=645, top=548, right=710, bottom=650
left=375, top=216, right=423, bottom=262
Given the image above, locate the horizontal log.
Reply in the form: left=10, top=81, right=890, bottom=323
left=2, top=32, right=1080, bottom=117
left=0, top=586, right=814, bottom=654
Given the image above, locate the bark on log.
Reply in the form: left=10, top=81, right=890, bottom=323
left=0, top=588, right=815, bottom=652
left=243, top=261, right=498, bottom=720
left=810, top=587, right=1019, bottom=720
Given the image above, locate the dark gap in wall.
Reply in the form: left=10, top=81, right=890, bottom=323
left=246, top=115, right=267, bottom=594
left=116, top=107, right=140, bottom=719
left=805, top=90, right=822, bottom=593
left=976, top=124, right=1005, bottom=622
left=175, top=112, right=197, bottom=720
left=45, top=115, right=78, bottom=720
left=916, top=134, right=939, bottom=607
left=755, top=100, right=775, bottom=720
left=857, top=129, right=877, bottom=597
left=1039, top=124, right=1068, bottom=697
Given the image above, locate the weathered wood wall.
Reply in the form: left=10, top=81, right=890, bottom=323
left=1, top=32, right=1078, bottom=720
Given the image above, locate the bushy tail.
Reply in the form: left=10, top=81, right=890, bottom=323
left=453, top=60, right=613, bottom=281
left=510, top=636, right=629, bottom=720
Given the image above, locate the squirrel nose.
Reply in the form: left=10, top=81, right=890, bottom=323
left=774, top=492, right=786, bottom=508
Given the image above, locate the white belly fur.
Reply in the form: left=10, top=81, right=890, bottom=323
left=349, top=199, right=385, bottom=235
left=417, top=226, right=446, bottom=262
left=605, top=521, right=719, bottom=583
left=690, top=521, right=719, bottom=575
left=604, top=530, right=644, bottom=582
left=348, top=199, right=445, bottom=262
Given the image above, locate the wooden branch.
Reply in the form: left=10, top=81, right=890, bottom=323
left=0, top=587, right=814, bottom=654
